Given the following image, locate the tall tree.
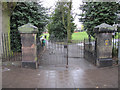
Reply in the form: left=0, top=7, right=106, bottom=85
left=10, top=2, right=49, bottom=52
left=2, top=2, right=16, bottom=55
left=79, top=2, right=119, bottom=37
left=48, top=0, right=76, bottom=41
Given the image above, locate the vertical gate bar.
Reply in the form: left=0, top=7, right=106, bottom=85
left=54, top=40, right=56, bottom=65
left=4, top=34, right=6, bottom=61
left=95, top=38, right=97, bottom=65
left=4, top=33, right=7, bottom=60
left=55, top=40, right=57, bottom=65
left=60, top=42, right=62, bottom=65
left=57, top=41, right=58, bottom=65
left=50, top=40, right=51, bottom=65
left=118, top=31, right=120, bottom=64
left=7, top=34, right=10, bottom=61
left=58, top=40, right=59, bottom=65
left=84, top=38, right=85, bottom=58
left=79, top=40, right=80, bottom=57
left=6, top=34, right=9, bottom=61
left=3, top=33, right=5, bottom=61
left=49, top=40, right=51, bottom=65
left=61, top=42, right=62, bottom=65
left=66, top=39, right=68, bottom=68
left=2, top=33, right=5, bottom=61
left=113, top=34, right=114, bottom=54
left=80, top=40, right=81, bottom=57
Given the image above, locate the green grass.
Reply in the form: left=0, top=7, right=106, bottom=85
left=42, top=31, right=93, bottom=41
left=72, top=31, right=89, bottom=41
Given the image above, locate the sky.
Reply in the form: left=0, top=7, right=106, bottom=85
left=40, top=0, right=83, bottom=29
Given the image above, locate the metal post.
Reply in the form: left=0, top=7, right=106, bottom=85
left=66, top=39, right=68, bottom=68
left=112, top=33, right=115, bottom=53
left=118, top=32, right=120, bottom=65
left=89, top=34, right=91, bottom=49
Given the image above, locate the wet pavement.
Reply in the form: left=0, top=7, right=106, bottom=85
left=2, top=42, right=119, bottom=88
left=2, top=60, right=118, bottom=88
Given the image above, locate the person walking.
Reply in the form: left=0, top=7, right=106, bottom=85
left=41, top=35, right=48, bottom=52
left=42, top=38, right=46, bottom=52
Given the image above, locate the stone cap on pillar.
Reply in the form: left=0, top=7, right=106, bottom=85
left=18, top=23, right=38, bottom=34
left=94, top=23, right=115, bottom=33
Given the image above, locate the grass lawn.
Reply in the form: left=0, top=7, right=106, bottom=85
left=42, top=31, right=94, bottom=41
left=72, top=31, right=89, bottom=41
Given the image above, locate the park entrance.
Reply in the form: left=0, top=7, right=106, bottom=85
left=37, top=39, right=84, bottom=68
left=2, top=23, right=116, bottom=69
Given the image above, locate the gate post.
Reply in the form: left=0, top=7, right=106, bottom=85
left=118, top=24, right=120, bottom=65
left=18, top=23, right=38, bottom=69
left=94, top=23, right=115, bottom=67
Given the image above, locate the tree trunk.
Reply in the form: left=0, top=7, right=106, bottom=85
left=1, top=2, right=16, bottom=57
left=67, top=0, right=72, bottom=43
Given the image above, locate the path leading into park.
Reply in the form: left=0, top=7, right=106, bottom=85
left=2, top=41, right=119, bottom=88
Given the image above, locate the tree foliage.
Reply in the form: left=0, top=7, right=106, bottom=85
left=2, top=2, right=17, bottom=16
left=48, top=1, right=76, bottom=40
left=79, top=2, right=119, bottom=37
left=10, top=2, right=49, bottom=52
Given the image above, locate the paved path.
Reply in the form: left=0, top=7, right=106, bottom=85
left=2, top=61, right=118, bottom=88
left=2, top=41, right=119, bottom=88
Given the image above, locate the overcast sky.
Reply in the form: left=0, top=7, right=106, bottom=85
left=40, top=0, right=83, bottom=29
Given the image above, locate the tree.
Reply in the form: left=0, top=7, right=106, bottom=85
left=10, top=2, right=49, bottom=52
left=79, top=2, right=119, bottom=37
left=48, top=0, right=76, bottom=41
left=2, top=2, right=16, bottom=55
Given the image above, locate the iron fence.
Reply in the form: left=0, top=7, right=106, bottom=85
left=112, top=32, right=119, bottom=58
left=2, top=33, right=22, bottom=62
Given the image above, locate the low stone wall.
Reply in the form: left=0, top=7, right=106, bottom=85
left=84, top=43, right=97, bottom=65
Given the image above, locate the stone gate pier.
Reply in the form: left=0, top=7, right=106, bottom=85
left=94, top=23, right=115, bottom=67
left=18, top=23, right=38, bottom=69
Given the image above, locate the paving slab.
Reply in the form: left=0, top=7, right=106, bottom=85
left=2, top=60, right=118, bottom=88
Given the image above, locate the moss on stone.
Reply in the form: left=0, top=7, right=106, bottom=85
left=18, top=23, right=38, bottom=34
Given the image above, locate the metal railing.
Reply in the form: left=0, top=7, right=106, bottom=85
left=2, top=33, right=22, bottom=62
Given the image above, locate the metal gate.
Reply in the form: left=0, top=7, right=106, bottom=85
left=37, top=39, right=67, bottom=67
left=67, top=40, right=84, bottom=67
left=37, top=39, right=84, bottom=67
left=68, top=40, right=84, bottom=58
